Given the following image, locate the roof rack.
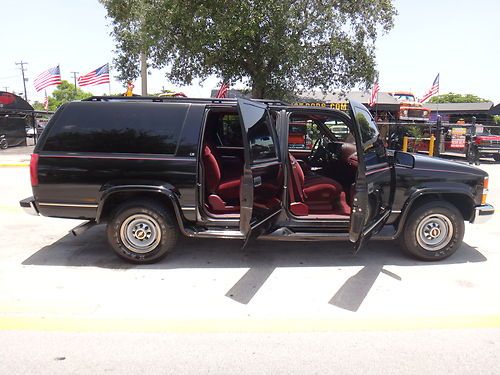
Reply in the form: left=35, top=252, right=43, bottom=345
left=82, top=96, right=288, bottom=106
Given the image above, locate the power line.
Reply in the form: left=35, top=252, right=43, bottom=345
left=15, top=61, right=28, bottom=101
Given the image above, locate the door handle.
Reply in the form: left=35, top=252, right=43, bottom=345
left=253, top=176, right=262, bottom=187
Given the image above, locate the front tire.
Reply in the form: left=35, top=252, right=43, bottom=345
left=106, top=200, right=178, bottom=264
left=400, top=201, right=464, bottom=261
left=493, top=154, right=500, bottom=162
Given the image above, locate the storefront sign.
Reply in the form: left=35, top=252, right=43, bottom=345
left=450, top=127, right=466, bottom=149
left=294, top=102, right=348, bottom=111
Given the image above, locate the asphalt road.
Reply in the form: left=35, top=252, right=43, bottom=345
left=0, top=159, right=499, bottom=374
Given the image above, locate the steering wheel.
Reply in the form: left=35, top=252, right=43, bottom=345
left=308, top=136, right=329, bottom=165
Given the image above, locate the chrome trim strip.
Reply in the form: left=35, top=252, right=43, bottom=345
left=38, top=202, right=98, bottom=208
left=181, top=207, right=196, bottom=211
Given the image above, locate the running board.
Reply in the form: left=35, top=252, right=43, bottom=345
left=183, top=227, right=245, bottom=239
left=259, top=227, right=349, bottom=241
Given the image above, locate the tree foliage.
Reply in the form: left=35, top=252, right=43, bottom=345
left=429, top=92, right=490, bottom=104
left=32, top=81, right=93, bottom=111
left=101, top=0, right=396, bottom=99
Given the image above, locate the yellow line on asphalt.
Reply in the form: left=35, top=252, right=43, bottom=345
left=0, top=163, right=29, bottom=167
left=1, top=315, right=499, bottom=333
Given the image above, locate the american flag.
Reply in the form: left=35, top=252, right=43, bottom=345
left=216, top=82, right=229, bottom=98
left=419, top=74, right=440, bottom=103
left=34, top=66, right=62, bottom=92
left=369, top=80, right=380, bottom=107
left=78, top=64, right=110, bottom=87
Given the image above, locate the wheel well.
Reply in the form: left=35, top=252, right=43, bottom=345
left=405, top=193, right=474, bottom=222
left=99, top=191, right=176, bottom=223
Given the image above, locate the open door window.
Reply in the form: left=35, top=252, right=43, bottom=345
left=237, top=98, right=284, bottom=241
left=349, top=100, right=393, bottom=253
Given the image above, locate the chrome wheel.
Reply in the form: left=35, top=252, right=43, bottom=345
left=119, top=214, right=162, bottom=254
left=416, top=213, right=453, bottom=251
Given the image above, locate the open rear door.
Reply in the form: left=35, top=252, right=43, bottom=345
left=237, top=99, right=283, bottom=243
left=349, top=101, right=393, bottom=253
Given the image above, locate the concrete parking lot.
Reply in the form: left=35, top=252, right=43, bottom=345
left=1, top=147, right=499, bottom=374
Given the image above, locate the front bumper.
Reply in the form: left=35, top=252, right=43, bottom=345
left=477, top=147, right=500, bottom=154
left=471, top=204, right=494, bottom=224
left=19, top=196, right=39, bottom=216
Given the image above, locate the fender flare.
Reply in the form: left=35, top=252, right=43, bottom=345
left=96, top=183, right=188, bottom=233
left=394, top=186, right=476, bottom=238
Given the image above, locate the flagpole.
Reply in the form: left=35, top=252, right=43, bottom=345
left=108, top=63, right=111, bottom=96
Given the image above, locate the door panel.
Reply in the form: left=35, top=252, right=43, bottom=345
left=349, top=101, right=394, bottom=252
left=237, top=99, right=283, bottom=239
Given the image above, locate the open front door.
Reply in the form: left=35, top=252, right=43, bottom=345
left=349, top=101, right=394, bottom=253
left=237, top=99, right=283, bottom=243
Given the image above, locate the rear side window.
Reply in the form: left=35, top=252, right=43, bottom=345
left=43, top=102, right=187, bottom=154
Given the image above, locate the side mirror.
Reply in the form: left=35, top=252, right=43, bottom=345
left=394, top=151, right=415, bottom=168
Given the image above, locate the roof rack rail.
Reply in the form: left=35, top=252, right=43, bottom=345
left=82, top=96, right=288, bottom=106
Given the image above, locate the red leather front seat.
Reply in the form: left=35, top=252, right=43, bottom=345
left=203, top=144, right=241, bottom=213
left=289, top=154, right=346, bottom=215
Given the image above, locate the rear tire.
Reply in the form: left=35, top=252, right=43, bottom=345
left=400, top=201, right=464, bottom=261
left=106, top=200, right=178, bottom=264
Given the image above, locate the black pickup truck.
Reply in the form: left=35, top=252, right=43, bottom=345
left=20, top=97, right=494, bottom=263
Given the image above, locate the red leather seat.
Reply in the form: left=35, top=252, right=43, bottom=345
left=203, top=144, right=241, bottom=213
left=289, top=154, right=349, bottom=215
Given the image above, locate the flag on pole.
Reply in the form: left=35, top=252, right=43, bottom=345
left=419, top=74, right=440, bottom=103
left=43, top=92, right=49, bottom=111
left=216, top=82, right=229, bottom=98
left=34, top=65, right=62, bottom=92
left=369, top=80, right=380, bottom=107
left=78, top=64, right=110, bottom=87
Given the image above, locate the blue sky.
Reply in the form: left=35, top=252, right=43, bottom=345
left=1, top=0, right=499, bottom=103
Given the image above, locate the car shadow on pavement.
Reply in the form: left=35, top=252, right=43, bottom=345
left=22, top=225, right=487, bottom=312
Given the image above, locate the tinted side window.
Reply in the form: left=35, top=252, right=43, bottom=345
left=217, top=114, right=243, bottom=147
left=354, top=107, right=387, bottom=166
left=43, top=102, right=186, bottom=154
left=355, top=108, right=379, bottom=147
left=247, top=116, right=277, bottom=161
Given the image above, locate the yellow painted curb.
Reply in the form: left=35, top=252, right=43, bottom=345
left=0, top=163, right=29, bottom=167
left=0, top=315, right=499, bottom=333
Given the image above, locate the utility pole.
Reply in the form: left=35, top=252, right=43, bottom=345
left=2, top=87, right=8, bottom=92
left=70, top=72, right=79, bottom=95
left=140, top=52, right=147, bottom=95
left=15, top=61, right=28, bottom=101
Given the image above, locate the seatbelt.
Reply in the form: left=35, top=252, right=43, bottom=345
left=290, top=157, right=305, bottom=202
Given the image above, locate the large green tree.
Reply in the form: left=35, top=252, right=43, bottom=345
left=429, top=92, right=490, bottom=103
left=32, top=81, right=93, bottom=111
left=101, top=0, right=396, bottom=99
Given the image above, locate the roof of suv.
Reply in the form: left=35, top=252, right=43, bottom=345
left=83, top=96, right=289, bottom=107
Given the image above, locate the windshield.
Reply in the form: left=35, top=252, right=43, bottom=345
left=394, top=94, right=416, bottom=102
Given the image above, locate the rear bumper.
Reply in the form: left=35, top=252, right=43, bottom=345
left=471, top=204, right=494, bottom=224
left=19, top=196, right=39, bottom=216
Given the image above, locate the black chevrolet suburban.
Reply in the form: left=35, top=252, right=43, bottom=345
left=20, top=96, right=494, bottom=263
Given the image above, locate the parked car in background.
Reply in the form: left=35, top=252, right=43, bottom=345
left=389, top=92, right=431, bottom=122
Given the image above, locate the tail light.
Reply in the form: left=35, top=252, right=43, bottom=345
left=30, top=153, right=39, bottom=187
left=475, top=138, right=482, bottom=145
left=481, top=176, right=489, bottom=205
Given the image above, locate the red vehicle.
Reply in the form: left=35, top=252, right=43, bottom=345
left=469, top=128, right=500, bottom=162
left=288, top=121, right=313, bottom=150
left=390, top=92, right=431, bottom=122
